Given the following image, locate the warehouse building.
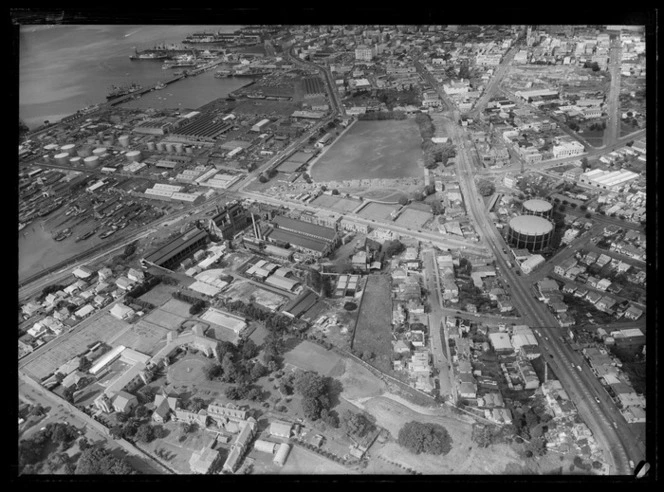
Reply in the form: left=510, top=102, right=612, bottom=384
left=169, top=113, right=233, bottom=143
left=579, top=169, right=639, bottom=191
left=265, top=215, right=339, bottom=258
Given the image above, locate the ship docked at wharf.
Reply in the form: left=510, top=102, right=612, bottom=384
left=106, top=82, right=143, bottom=100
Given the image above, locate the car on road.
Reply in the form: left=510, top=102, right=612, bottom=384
left=577, top=365, right=582, bottom=372
left=549, top=354, right=554, bottom=358
left=595, top=397, right=601, bottom=404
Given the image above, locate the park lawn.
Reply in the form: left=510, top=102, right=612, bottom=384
left=352, top=275, right=395, bottom=372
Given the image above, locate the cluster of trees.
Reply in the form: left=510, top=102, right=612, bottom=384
left=124, top=296, right=156, bottom=313
left=205, top=338, right=268, bottom=386
left=36, top=284, right=65, bottom=303
left=567, top=120, right=580, bottom=131
left=188, top=299, right=207, bottom=315
left=126, top=276, right=161, bottom=299
left=172, top=290, right=208, bottom=310
left=110, top=409, right=168, bottom=444
left=415, top=113, right=436, bottom=141
left=376, top=87, right=420, bottom=109
left=476, top=179, right=496, bottom=197
left=357, top=110, right=407, bottom=121
left=430, top=200, right=444, bottom=215
left=19, top=423, right=81, bottom=474
left=75, top=444, right=136, bottom=474
left=381, top=239, right=405, bottom=259
left=423, top=141, right=456, bottom=169
left=222, top=299, right=294, bottom=334
left=397, top=421, right=452, bottom=456
left=340, top=409, right=375, bottom=440
left=582, top=61, right=601, bottom=72
left=288, top=370, right=340, bottom=426
left=588, top=121, right=607, bottom=132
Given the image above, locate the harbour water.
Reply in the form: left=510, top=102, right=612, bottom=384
left=19, top=24, right=249, bottom=281
left=19, top=24, right=242, bottom=129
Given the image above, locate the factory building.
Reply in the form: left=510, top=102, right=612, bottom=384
left=169, top=113, right=233, bottom=143
left=141, top=228, right=210, bottom=270
left=211, top=201, right=251, bottom=240
left=507, top=215, right=554, bottom=252
left=132, top=118, right=174, bottom=136
left=522, top=199, right=553, bottom=219
left=579, top=169, right=639, bottom=191
left=265, top=215, right=339, bottom=258
left=302, top=76, right=326, bottom=98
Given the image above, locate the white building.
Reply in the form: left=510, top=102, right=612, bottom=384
left=552, top=140, right=585, bottom=158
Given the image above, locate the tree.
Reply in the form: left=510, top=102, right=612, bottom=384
left=341, top=410, right=375, bottom=438
left=331, top=189, right=340, bottom=195
left=78, top=357, right=92, bottom=372
left=321, top=409, right=339, bottom=428
left=221, top=353, right=238, bottom=383
left=430, top=200, right=444, bottom=215
left=258, top=175, right=268, bottom=183
left=188, top=398, right=206, bottom=413
left=134, top=405, right=149, bottom=419
left=135, top=423, right=154, bottom=443
left=477, top=179, right=495, bottom=197
left=293, top=370, right=327, bottom=399
left=398, top=196, right=409, bottom=206
left=225, top=386, right=241, bottom=400
left=250, top=362, right=268, bottom=380
left=238, top=338, right=259, bottom=360
left=62, top=386, right=76, bottom=404
left=216, top=341, right=237, bottom=363
left=205, top=363, right=223, bottom=380
left=382, top=239, right=405, bottom=258
left=109, top=425, right=124, bottom=440
left=397, top=421, right=452, bottom=456
left=302, top=396, right=323, bottom=420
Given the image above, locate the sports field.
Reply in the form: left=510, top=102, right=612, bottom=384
left=311, top=194, right=363, bottom=213
left=311, top=120, right=423, bottom=182
left=112, top=319, right=170, bottom=356
left=394, top=208, right=433, bottom=229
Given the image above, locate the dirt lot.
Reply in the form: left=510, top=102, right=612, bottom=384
left=311, top=120, right=423, bottom=182
left=223, top=280, right=288, bottom=311
left=310, top=194, right=363, bottom=213
left=283, top=340, right=343, bottom=377
left=112, top=319, right=170, bottom=355
left=138, top=283, right=179, bottom=307
left=394, top=208, right=433, bottom=229
left=352, top=275, right=394, bottom=372
left=357, top=202, right=400, bottom=221
left=336, top=357, right=387, bottom=401
left=279, top=445, right=355, bottom=474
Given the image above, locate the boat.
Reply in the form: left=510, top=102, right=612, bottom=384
left=53, top=228, right=72, bottom=241
left=75, top=229, right=96, bottom=242
left=129, top=50, right=170, bottom=61
left=106, top=82, right=143, bottom=100
left=215, top=69, right=232, bottom=78
left=155, top=81, right=167, bottom=90
left=99, top=229, right=116, bottom=239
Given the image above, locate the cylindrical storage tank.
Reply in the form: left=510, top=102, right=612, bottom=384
left=42, top=154, right=52, bottom=163
left=273, top=443, right=291, bottom=466
left=44, top=143, right=59, bottom=152
left=54, top=152, right=70, bottom=166
left=126, top=150, right=142, bottom=162
left=165, top=143, right=175, bottom=154
left=185, top=146, right=193, bottom=154
left=507, top=215, right=554, bottom=252
left=93, top=147, right=107, bottom=157
left=83, top=155, right=100, bottom=168
left=522, top=199, right=553, bottom=219
left=60, top=143, right=76, bottom=156
left=118, top=135, right=130, bottom=147
left=147, top=141, right=156, bottom=151
left=175, top=143, right=184, bottom=154
left=70, top=157, right=81, bottom=166
left=97, top=131, right=105, bottom=140
left=77, top=146, right=92, bottom=157
left=100, top=153, right=110, bottom=160
left=156, top=142, right=166, bottom=152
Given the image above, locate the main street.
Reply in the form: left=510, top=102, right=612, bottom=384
left=604, top=36, right=623, bottom=147
left=447, top=113, right=637, bottom=474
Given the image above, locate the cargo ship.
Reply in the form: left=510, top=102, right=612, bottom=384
left=155, top=82, right=167, bottom=90
left=129, top=49, right=170, bottom=61
left=106, top=82, right=143, bottom=100
left=99, top=229, right=116, bottom=239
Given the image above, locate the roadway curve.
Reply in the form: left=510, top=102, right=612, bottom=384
left=447, top=114, right=637, bottom=474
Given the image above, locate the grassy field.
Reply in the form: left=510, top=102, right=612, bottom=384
left=283, top=340, right=344, bottom=377
left=138, top=283, right=179, bottom=307
left=142, top=305, right=188, bottom=332
left=352, top=275, right=394, bottom=372
left=112, top=319, right=170, bottom=355
left=311, top=120, right=423, bottom=182
left=357, top=202, right=400, bottom=221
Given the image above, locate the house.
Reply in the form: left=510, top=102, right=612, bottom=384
left=557, top=312, right=575, bottom=327
left=597, top=296, right=617, bottom=312
left=115, top=277, right=134, bottom=291
left=269, top=420, right=293, bottom=439
left=585, top=291, right=603, bottom=305
left=112, top=391, right=138, bottom=414
left=458, top=382, right=477, bottom=399
left=98, top=267, right=113, bottom=281
left=72, top=265, right=94, bottom=279
left=488, top=332, right=513, bottom=354
left=554, top=257, right=577, bottom=276
left=549, top=301, right=568, bottom=313
left=623, top=305, right=643, bottom=321
left=152, top=392, right=179, bottom=423
left=127, top=268, right=145, bottom=283
left=596, top=278, right=612, bottom=291
left=393, top=339, right=411, bottom=354
left=110, top=303, right=135, bottom=321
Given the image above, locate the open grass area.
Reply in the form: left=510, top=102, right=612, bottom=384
left=142, top=305, right=188, bottom=332
left=283, top=340, right=344, bottom=377
left=112, top=319, right=170, bottom=355
left=138, top=283, right=179, bottom=307
left=357, top=202, right=400, bottom=221
left=311, top=120, right=423, bottom=182
left=352, top=275, right=394, bottom=372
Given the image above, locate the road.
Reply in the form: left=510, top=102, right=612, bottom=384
left=447, top=113, right=638, bottom=474
left=604, top=36, right=623, bottom=147
left=413, top=60, right=456, bottom=112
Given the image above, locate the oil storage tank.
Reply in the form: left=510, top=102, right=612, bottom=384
left=126, top=150, right=142, bottom=162
left=147, top=141, right=156, bottom=151
left=156, top=142, right=166, bottom=152
left=60, top=143, right=76, bottom=156
left=54, top=152, right=70, bottom=165
left=522, top=199, right=553, bottom=219
left=118, top=135, right=130, bottom=147
left=83, top=155, right=100, bottom=168
left=70, top=157, right=81, bottom=166
left=507, top=215, right=554, bottom=252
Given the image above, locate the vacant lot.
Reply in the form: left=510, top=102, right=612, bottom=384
left=232, top=99, right=300, bottom=117
left=357, top=202, right=400, bottom=221
left=311, top=120, right=423, bottom=182
left=138, top=283, right=178, bottom=307
left=394, top=208, right=433, bottom=229
left=284, top=340, right=344, bottom=377
left=280, top=445, right=354, bottom=474
left=361, top=396, right=522, bottom=474
left=311, top=194, right=363, bottom=213
left=353, top=275, right=394, bottom=372
left=224, top=279, right=288, bottom=311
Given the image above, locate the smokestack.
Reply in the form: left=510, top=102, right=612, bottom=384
left=544, top=360, right=548, bottom=383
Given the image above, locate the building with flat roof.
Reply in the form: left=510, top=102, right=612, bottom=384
left=200, top=307, right=247, bottom=335
left=190, top=445, right=222, bottom=474
left=282, top=290, right=318, bottom=318
left=579, top=169, right=639, bottom=191
left=488, top=332, right=513, bottom=353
